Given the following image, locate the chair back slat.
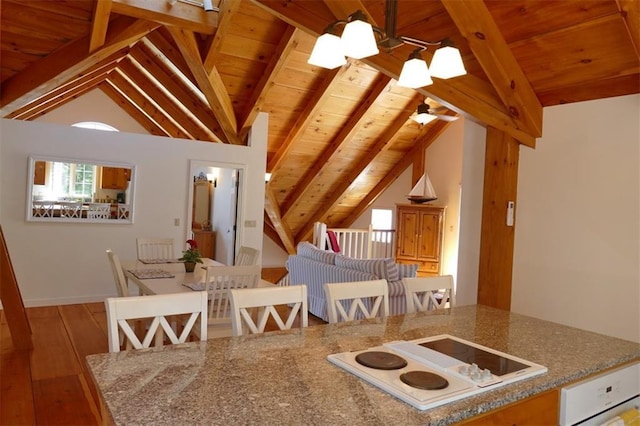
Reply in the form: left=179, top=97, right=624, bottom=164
left=402, top=275, right=455, bottom=313
left=105, top=292, right=207, bottom=352
left=136, top=238, right=175, bottom=261
left=204, top=265, right=261, bottom=326
left=230, top=285, right=308, bottom=336
left=106, top=249, right=129, bottom=297
left=235, top=246, right=260, bottom=265
left=324, top=280, right=389, bottom=323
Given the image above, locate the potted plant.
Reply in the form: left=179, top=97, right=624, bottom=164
left=179, top=239, right=203, bottom=272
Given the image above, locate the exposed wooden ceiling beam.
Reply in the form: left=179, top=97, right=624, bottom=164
left=281, top=74, right=393, bottom=218
left=99, top=81, right=170, bottom=137
left=131, top=42, right=222, bottom=142
left=0, top=17, right=159, bottom=116
left=336, top=119, right=454, bottom=229
left=251, top=0, right=537, bottom=147
left=111, top=0, right=217, bottom=35
left=267, top=63, right=351, bottom=174
left=167, top=26, right=241, bottom=145
left=295, top=97, right=431, bottom=241
left=146, top=29, right=198, bottom=87
left=264, top=186, right=297, bottom=254
left=108, top=68, right=190, bottom=139
left=90, top=0, right=113, bottom=52
left=119, top=57, right=216, bottom=141
left=238, top=26, right=299, bottom=141
left=441, top=0, right=542, bottom=138
left=617, top=0, right=640, bottom=60
left=203, top=0, right=241, bottom=73
left=11, top=68, right=111, bottom=121
left=7, top=48, right=127, bottom=119
left=262, top=215, right=287, bottom=252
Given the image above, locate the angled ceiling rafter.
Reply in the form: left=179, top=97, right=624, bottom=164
left=267, top=63, right=351, bottom=174
left=616, top=0, right=640, bottom=60
left=264, top=186, right=297, bottom=254
left=441, top=0, right=542, bottom=138
left=167, top=26, right=241, bottom=144
left=203, top=0, right=241, bottom=73
left=99, top=81, right=170, bottom=136
left=89, top=0, right=113, bottom=52
left=108, top=68, right=192, bottom=139
left=251, top=0, right=536, bottom=147
left=238, top=25, right=299, bottom=141
left=146, top=28, right=198, bottom=87
left=0, top=16, right=159, bottom=116
left=336, top=119, right=454, bottom=229
left=262, top=216, right=287, bottom=252
left=131, top=42, right=223, bottom=141
left=281, top=74, right=393, bottom=219
left=118, top=56, right=213, bottom=141
left=6, top=47, right=128, bottom=119
left=295, top=98, right=432, bottom=242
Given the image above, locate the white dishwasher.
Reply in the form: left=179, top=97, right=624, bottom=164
left=559, top=362, right=639, bottom=426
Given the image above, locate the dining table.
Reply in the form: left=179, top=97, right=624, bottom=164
left=121, top=258, right=273, bottom=295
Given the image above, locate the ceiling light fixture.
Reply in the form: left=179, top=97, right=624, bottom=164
left=308, top=0, right=466, bottom=88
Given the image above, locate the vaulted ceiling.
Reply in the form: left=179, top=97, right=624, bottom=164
left=1, top=0, right=638, bottom=253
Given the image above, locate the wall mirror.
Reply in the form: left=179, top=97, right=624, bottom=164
left=26, top=155, right=135, bottom=223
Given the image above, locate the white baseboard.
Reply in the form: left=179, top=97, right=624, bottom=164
left=19, top=294, right=114, bottom=308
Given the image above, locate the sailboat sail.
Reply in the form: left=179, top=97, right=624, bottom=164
left=407, top=173, right=437, bottom=203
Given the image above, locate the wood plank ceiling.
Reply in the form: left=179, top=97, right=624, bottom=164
left=1, top=0, right=638, bottom=253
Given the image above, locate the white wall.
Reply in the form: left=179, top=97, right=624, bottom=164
left=0, top=114, right=267, bottom=307
left=512, top=94, right=640, bottom=343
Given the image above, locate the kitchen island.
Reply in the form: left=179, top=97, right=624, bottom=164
left=86, top=305, right=639, bottom=425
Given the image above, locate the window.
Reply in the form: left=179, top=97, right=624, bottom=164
left=72, top=121, right=118, bottom=132
left=49, top=161, right=96, bottom=201
left=371, top=209, right=393, bottom=243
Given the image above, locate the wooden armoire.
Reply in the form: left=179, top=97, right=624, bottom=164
left=395, top=204, right=445, bottom=276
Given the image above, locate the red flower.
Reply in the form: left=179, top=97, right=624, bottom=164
left=186, top=239, right=198, bottom=249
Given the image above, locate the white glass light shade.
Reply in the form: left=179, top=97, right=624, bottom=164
left=341, top=20, right=379, bottom=59
left=308, top=33, right=347, bottom=69
left=429, top=45, right=467, bottom=79
left=412, top=112, right=438, bottom=125
left=397, top=58, right=433, bottom=89
left=412, top=104, right=438, bottom=125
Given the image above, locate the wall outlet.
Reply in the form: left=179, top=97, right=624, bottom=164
left=174, top=218, right=180, bottom=226
left=244, top=220, right=256, bottom=228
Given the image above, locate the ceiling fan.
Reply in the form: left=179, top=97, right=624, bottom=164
left=411, top=99, right=459, bottom=124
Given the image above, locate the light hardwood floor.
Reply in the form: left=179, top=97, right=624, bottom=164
left=1, top=301, right=324, bottom=425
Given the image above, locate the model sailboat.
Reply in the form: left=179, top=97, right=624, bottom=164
left=407, top=173, right=437, bottom=203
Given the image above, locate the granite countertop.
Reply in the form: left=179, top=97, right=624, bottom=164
left=86, top=305, right=640, bottom=425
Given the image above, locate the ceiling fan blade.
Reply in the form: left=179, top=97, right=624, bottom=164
left=436, top=114, right=459, bottom=122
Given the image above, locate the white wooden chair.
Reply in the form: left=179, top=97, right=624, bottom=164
left=105, top=292, right=208, bottom=352
left=106, top=249, right=129, bottom=297
left=136, top=238, right=175, bottom=262
left=117, top=203, right=130, bottom=219
left=59, top=201, right=82, bottom=218
left=235, top=246, right=260, bottom=265
left=323, top=279, right=389, bottom=323
left=32, top=200, right=55, bottom=217
left=230, top=285, right=308, bottom=336
left=203, top=264, right=261, bottom=337
left=402, top=275, right=455, bottom=313
left=87, top=202, right=111, bottom=219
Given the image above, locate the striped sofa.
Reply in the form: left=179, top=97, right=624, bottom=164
left=286, top=242, right=417, bottom=322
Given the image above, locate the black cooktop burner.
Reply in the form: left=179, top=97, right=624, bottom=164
left=400, top=371, right=449, bottom=390
left=355, top=351, right=408, bottom=370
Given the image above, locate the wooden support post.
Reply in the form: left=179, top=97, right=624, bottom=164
left=477, top=127, right=520, bottom=310
left=0, top=225, right=33, bottom=350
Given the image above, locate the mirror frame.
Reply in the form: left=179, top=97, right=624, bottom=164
left=26, top=155, right=136, bottom=224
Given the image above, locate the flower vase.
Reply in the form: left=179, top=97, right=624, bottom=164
left=184, top=262, right=196, bottom=272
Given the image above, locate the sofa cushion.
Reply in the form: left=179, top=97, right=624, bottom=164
left=387, top=280, right=405, bottom=297
left=334, top=256, right=400, bottom=281
left=297, top=241, right=337, bottom=264
left=398, top=263, right=419, bottom=279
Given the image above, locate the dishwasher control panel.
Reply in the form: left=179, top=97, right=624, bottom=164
left=559, top=362, right=639, bottom=426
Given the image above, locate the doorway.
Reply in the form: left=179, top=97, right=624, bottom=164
left=187, top=160, right=243, bottom=265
